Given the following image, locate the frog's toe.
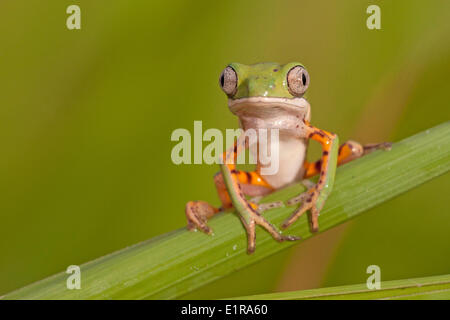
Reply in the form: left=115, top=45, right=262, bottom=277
left=281, top=234, right=302, bottom=241
left=249, top=195, right=263, bottom=203
left=307, top=210, right=320, bottom=233
left=282, top=190, right=319, bottom=230
left=363, top=142, right=392, bottom=154
left=286, top=192, right=309, bottom=206
left=257, top=201, right=284, bottom=213
left=287, top=180, right=318, bottom=206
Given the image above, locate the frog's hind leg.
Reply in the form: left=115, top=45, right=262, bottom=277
left=336, top=140, right=391, bottom=165
left=303, top=140, right=392, bottom=178
left=362, top=142, right=392, bottom=155
left=229, top=170, right=284, bottom=212
left=214, top=169, right=274, bottom=209
left=185, top=201, right=220, bottom=234
left=185, top=169, right=276, bottom=235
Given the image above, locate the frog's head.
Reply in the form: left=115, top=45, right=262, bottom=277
left=219, top=62, right=311, bottom=120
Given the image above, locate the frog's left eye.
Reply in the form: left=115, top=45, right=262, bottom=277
left=219, top=66, right=238, bottom=97
left=287, top=66, right=309, bottom=97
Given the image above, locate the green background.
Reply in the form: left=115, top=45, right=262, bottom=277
left=0, top=0, right=449, bottom=298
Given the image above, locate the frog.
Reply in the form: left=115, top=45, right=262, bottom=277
left=185, top=62, right=391, bottom=254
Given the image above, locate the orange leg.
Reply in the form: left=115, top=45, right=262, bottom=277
left=214, top=169, right=273, bottom=209
left=303, top=140, right=391, bottom=178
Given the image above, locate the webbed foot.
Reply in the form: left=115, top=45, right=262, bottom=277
left=185, top=201, right=219, bottom=234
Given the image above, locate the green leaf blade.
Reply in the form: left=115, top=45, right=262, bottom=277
left=231, top=274, right=450, bottom=300
left=2, top=122, right=449, bottom=300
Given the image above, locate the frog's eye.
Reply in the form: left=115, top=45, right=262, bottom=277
left=287, top=66, right=309, bottom=97
left=219, top=66, right=238, bottom=97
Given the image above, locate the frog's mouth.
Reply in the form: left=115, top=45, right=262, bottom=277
left=228, top=97, right=310, bottom=119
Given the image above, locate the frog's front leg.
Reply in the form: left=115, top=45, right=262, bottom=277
left=221, top=137, right=300, bottom=254
left=282, top=122, right=339, bottom=232
left=185, top=168, right=275, bottom=234
left=186, top=141, right=287, bottom=245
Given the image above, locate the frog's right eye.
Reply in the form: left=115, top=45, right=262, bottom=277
left=287, top=65, right=309, bottom=97
left=219, top=66, right=238, bottom=97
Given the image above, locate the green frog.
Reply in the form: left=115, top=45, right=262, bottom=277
left=186, top=62, right=390, bottom=254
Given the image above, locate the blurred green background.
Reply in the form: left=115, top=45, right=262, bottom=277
left=0, top=0, right=449, bottom=298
